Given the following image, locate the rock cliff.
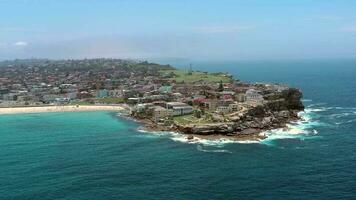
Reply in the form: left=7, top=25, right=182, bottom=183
left=176, top=88, right=304, bottom=135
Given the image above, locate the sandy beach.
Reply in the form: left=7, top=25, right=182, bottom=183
left=0, top=105, right=125, bottom=115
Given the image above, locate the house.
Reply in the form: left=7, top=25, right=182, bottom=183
left=42, top=94, right=62, bottom=103
left=127, top=97, right=142, bottom=104
left=246, top=89, right=264, bottom=103
left=203, top=99, right=218, bottom=110
left=217, top=103, right=240, bottom=113
left=96, top=89, right=108, bottom=98
left=2, top=93, right=18, bottom=101
left=228, top=103, right=240, bottom=112
left=66, top=92, right=77, bottom=100
left=158, top=85, right=172, bottom=94
left=216, top=106, right=229, bottom=113
left=235, top=93, right=246, bottom=102
left=153, top=106, right=172, bottom=122
left=55, top=97, right=70, bottom=105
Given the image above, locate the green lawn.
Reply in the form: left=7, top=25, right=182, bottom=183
left=162, top=69, right=232, bottom=83
left=70, top=101, right=94, bottom=105
left=96, top=97, right=125, bottom=104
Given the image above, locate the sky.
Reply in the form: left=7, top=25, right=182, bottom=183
left=1, top=0, right=356, bottom=60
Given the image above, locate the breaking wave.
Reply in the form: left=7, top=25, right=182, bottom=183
left=260, top=109, right=323, bottom=145
left=196, top=145, right=232, bottom=153
left=137, top=127, right=259, bottom=147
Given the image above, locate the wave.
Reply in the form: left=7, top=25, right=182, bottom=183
left=306, top=103, right=326, bottom=107
left=260, top=110, right=322, bottom=145
left=329, top=112, right=355, bottom=119
left=196, top=145, right=232, bottom=153
left=332, top=107, right=356, bottom=110
left=137, top=128, right=260, bottom=148
left=334, top=118, right=356, bottom=125
left=305, top=108, right=329, bottom=112
left=170, top=133, right=260, bottom=146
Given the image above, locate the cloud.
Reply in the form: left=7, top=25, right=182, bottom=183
left=318, top=15, right=344, bottom=21
left=13, top=41, right=28, bottom=47
left=341, top=25, right=356, bottom=32
left=193, top=25, right=253, bottom=34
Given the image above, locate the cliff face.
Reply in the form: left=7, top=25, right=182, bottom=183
left=264, top=88, right=304, bottom=111
left=177, top=88, right=304, bottom=136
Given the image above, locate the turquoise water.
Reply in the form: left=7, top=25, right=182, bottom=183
left=1, top=60, right=356, bottom=199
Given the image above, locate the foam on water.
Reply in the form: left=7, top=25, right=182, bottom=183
left=137, top=127, right=260, bottom=150
left=260, top=110, right=322, bottom=146
left=196, top=145, right=232, bottom=153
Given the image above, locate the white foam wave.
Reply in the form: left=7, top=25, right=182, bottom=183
left=329, top=112, right=356, bottom=119
left=171, top=135, right=260, bottom=146
left=306, top=103, right=326, bottom=107
left=260, top=110, right=322, bottom=145
left=336, top=119, right=356, bottom=125
left=332, top=107, right=356, bottom=110
left=137, top=128, right=260, bottom=147
left=196, top=145, right=232, bottom=153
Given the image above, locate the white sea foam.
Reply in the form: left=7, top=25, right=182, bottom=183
left=330, top=112, right=356, bottom=118
left=137, top=128, right=260, bottom=148
left=171, top=135, right=259, bottom=146
left=196, top=145, right=232, bottom=153
left=306, top=103, right=326, bottom=107
left=260, top=110, right=322, bottom=145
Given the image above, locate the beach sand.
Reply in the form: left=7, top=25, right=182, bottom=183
left=0, top=105, right=125, bottom=115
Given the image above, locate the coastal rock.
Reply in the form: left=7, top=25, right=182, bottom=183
left=178, top=123, right=235, bottom=135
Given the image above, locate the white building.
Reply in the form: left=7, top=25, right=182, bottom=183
left=166, top=102, right=193, bottom=116
left=216, top=106, right=229, bottom=113
left=245, top=89, right=264, bottom=103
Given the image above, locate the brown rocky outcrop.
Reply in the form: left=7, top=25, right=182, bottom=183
left=176, top=88, right=304, bottom=136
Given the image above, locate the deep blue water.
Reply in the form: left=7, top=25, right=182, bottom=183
left=1, top=59, right=356, bottom=199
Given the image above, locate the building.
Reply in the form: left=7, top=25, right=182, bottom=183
left=216, top=106, right=229, bottom=113
left=203, top=99, right=218, bottom=111
left=245, top=89, right=264, bottom=103
left=55, top=97, right=70, bottom=105
left=216, top=103, right=240, bottom=113
left=228, top=103, right=240, bottom=112
left=153, top=106, right=172, bottom=122
left=166, top=102, right=193, bottom=116
left=235, top=93, right=246, bottom=102
left=96, top=89, right=108, bottom=98
left=158, top=86, right=172, bottom=94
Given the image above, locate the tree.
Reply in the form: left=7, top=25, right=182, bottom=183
left=194, top=110, right=202, bottom=118
left=218, top=80, right=224, bottom=92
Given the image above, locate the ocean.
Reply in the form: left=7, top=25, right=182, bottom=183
left=1, top=59, right=356, bottom=199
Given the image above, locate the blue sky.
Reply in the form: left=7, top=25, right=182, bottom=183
left=1, top=0, right=356, bottom=60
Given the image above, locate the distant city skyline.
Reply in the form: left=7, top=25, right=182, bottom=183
left=1, top=0, right=356, bottom=60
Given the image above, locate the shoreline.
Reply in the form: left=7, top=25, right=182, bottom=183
left=1, top=106, right=304, bottom=143
left=0, top=105, right=125, bottom=115
left=133, top=113, right=305, bottom=142
left=134, top=117, right=270, bottom=142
